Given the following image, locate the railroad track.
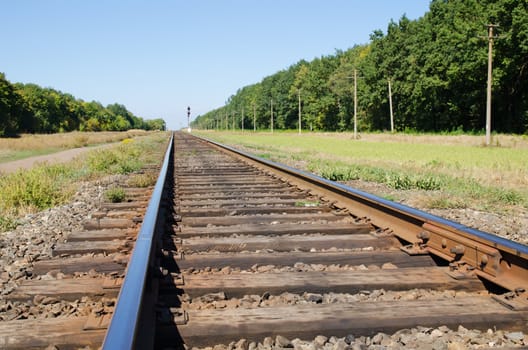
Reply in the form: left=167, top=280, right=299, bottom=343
left=1, top=131, right=527, bottom=349
left=0, top=154, right=163, bottom=348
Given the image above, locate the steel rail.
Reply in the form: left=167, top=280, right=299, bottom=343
left=195, top=133, right=528, bottom=302
left=102, top=133, right=174, bottom=349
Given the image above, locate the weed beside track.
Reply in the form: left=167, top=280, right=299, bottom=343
left=0, top=132, right=169, bottom=231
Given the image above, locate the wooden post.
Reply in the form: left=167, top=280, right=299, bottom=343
left=253, top=103, right=256, bottom=132
left=388, top=78, right=394, bottom=133
left=485, top=24, right=498, bottom=146
left=353, top=69, right=357, bottom=140
left=270, top=98, right=274, bottom=134
left=298, top=89, right=302, bottom=135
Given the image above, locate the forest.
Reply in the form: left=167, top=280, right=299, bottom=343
left=192, top=0, right=528, bottom=134
left=0, top=73, right=165, bottom=136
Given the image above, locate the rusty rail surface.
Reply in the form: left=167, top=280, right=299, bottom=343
left=197, top=134, right=528, bottom=309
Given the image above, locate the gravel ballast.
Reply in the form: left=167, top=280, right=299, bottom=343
left=0, top=169, right=526, bottom=349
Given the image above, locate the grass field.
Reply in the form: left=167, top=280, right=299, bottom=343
left=0, top=131, right=170, bottom=231
left=194, top=130, right=528, bottom=213
left=0, top=130, right=153, bottom=163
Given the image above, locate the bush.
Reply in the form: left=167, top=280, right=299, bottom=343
left=314, top=163, right=444, bottom=192
left=386, top=174, right=414, bottom=190
left=86, top=144, right=142, bottom=174
left=0, top=215, right=17, bottom=232
left=414, top=176, right=443, bottom=191
left=105, top=187, right=126, bottom=203
left=0, top=164, right=74, bottom=212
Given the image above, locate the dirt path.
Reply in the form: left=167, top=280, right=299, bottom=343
left=0, top=144, right=114, bottom=174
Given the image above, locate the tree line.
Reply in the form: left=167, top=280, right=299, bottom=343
left=193, top=0, right=527, bottom=134
left=0, top=73, right=165, bottom=136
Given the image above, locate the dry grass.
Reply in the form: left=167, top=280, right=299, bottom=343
left=0, top=130, right=151, bottom=163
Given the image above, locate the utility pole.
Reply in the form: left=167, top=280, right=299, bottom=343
left=388, top=78, right=394, bottom=133
left=353, top=69, right=358, bottom=140
left=242, top=107, right=244, bottom=132
left=253, top=103, right=256, bottom=132
left=485, top=24, right=499, bottom=146
left=270, top=98, right=274, bottom=134
left=298, top=89, right=302, bottom=135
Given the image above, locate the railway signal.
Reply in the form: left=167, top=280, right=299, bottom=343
left=187, top=106, right=191, bottom=133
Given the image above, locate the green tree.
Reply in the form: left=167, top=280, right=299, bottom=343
left=489, top=0, right=528, bottom=133
left=0, top=73, right=21, bottom=136
left=329, top=46, right=368, bottom=130
left=193, top=0, right=528, bottom=135
left=145, top=118, right=166, bottom=130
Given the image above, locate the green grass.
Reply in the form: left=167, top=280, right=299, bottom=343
left=0, top=164, right=78, bottom=230
left=199, top=131, right=527, bottom=176
left=311, top=162, right=444, bottom=191
left=195, top=130, right=528, bottom=213
left=105, top=187, right=126, bottom=203
left=86, top=144, right=142, bottom=174
left=0, top=130, right=156, bottom=164
left=0, top=132, right=169, bottom=232
left=0, top=148, right=62, bottom=163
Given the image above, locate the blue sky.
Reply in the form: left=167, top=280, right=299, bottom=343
left=1, top=1, right=430, bottom=130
